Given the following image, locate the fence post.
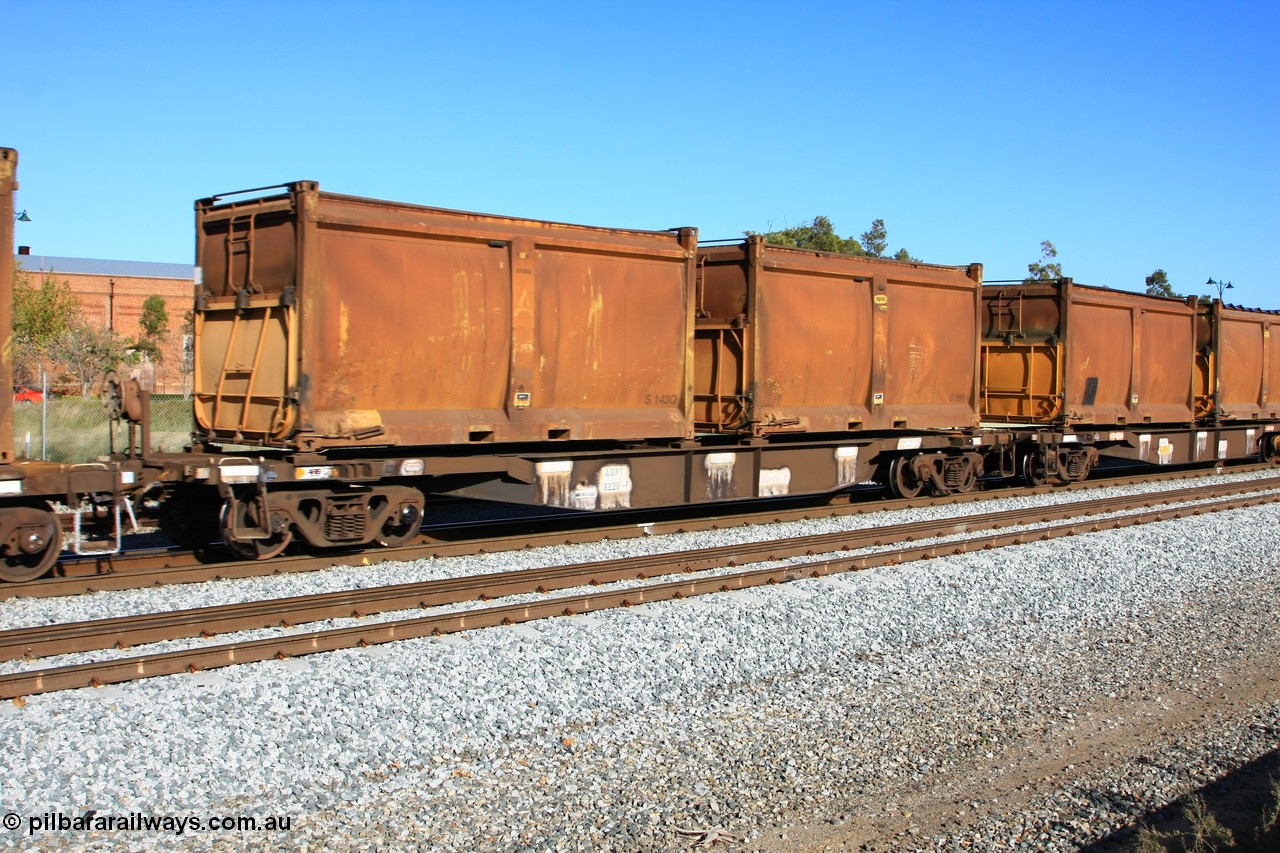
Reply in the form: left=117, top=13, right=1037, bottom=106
left=41, top=370, right=47, bottom=461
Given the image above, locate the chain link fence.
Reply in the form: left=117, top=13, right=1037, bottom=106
left=12, top=395, right=195, bottom=462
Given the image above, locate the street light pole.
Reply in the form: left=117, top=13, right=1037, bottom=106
left=1206, top=277, right=1234, bottom=302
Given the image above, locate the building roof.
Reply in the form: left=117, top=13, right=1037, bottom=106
left=14, top=254, right=194, bottom=280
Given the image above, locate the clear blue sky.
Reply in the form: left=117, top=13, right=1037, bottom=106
left=10, top=1, right=1278, bottom=306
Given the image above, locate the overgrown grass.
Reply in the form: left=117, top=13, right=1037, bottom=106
left=1129, top=779, right=1280, bottom=852
left=11, top=395, right=194, bottom=462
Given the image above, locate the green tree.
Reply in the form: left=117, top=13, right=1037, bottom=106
left=1024, top=241, right=1063, bottom=283
left=752, top=215, right=866, bottom=255
left=1144, top=268, right=1179, bottom=298
left=860, top=218, right=887, bottom=257
left=755, top=215, right=916, bottom=260
left=12, top=267, right=81, bottom=384
left=135, top=294, right=170, bottom=363
left=49, top=319, right=133, bottom=398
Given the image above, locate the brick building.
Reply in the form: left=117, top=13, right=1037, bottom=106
left=14, top=253, right=195, bottom=395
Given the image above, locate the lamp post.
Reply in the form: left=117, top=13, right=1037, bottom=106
left=13, top=210, right=30, bottom=222
left=1206, top=277, right=1233, bottom=302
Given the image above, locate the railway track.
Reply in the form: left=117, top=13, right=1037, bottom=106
left=2, top=476, right=1276, bottom=700
left=13, top=462, right=1276, bottom=601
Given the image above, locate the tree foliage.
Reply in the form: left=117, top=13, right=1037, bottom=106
left=135, top=294, right=170, bottom=363
left=50, top=320, right=133, bottom=398
left=752, top=215, right=865, bottom=255
left=12, top=266, right=137, bottom=395
left=1024, top=241, right=1063, bottom=283
left=860, top=219, right=887, bottom=257
left=753, top=215, right=916, bottom=260
left=1144, top=269, right=1180, bottom=298
left=12, top=267, right=81, bottom=384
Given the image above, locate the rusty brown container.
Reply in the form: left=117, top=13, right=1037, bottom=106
left=0, top=149, right=16, bottom=463
left=981, top=281, right=1198, bottom=426
left=1209, top=301, right=1280, bottom=421
left=192, top=183, right=697, bottom=450
left=695, top=237, right=983, bottom=434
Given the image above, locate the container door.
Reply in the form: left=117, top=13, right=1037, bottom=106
left=193, top=292, right=298, bottom=441
left=193, top=194, right=301, bottom=443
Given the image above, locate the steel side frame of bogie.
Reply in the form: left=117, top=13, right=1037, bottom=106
left=218, top=482, right=427, bottom=556
left=882, top=447, right=988, bottom=499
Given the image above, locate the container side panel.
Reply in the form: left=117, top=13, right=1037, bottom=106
left=754, top=270, right=872, bottom=414
left=1067, top=302, right=1133, bottom=420
left=535, top=250, right=688, bottom=422
left=883, top=280, right=978, bottom=426
left=1269, top=325, right=1280, bottom=415
left=1136, top=309, right=1194, bottom=423
left=1218, top=318, right=1264, bottom=415
left=308, top=229, right=510, bottom=415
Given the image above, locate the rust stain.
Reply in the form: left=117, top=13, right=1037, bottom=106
left=585, top=266, right=603, bottom=372
left=338, top=301, right=350, bottom=359
left=452, top=269, right=473, bottom=374
left=908, top=342, right=926, bottom=384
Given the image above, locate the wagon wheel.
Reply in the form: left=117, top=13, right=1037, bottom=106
left=956, top=462, right=979, bottom=494
left=375, top=497, right=424, bottom=548
left=158, top=487, right=222, bottom=550
left=0, top=506, right=61, bottom=583
left=1022, top=452, right=1048, bottom=487
left=220, top=499, right=293, bottom=561
left=888, top=456, right=923, bottom=499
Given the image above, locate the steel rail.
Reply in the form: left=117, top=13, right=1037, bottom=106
left=2, top=477, right=1277, bottom=662
left=9, top=464, right=1276, bottom=601
left=1, top=488, right=1275, bottom=700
